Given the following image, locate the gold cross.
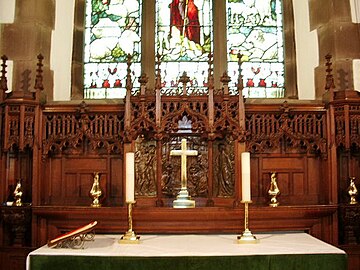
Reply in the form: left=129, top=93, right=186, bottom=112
left=170, top=139, right=198, bottom=191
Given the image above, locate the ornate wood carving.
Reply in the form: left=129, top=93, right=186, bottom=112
left=245, top=103, right=327, bottom=156
left=325, top=55, right=360, bottom=150
left=127, top=97, right=157, bottom=141
left=3, top=52, right=360, bottom=269
left=335, top=104, right=360, bottom=150
left=2, top=102, right=37, bottom=152
left=213, top=97, right=242, bottom=140
left=42, top=102, right=125, bottom=157
left=0, top=55, right=8, bottom=100
left=1, top=55, right=43, bottom=152
left=160, top=136, right=208, bottom=198
left=160, top=98, right=209, bottom=137
left=213, top=138, right=235, bottom=198
left=135, top=138, right=157, bottom=197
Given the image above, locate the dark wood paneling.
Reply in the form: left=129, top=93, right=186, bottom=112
left=32, top=205, right=338, bottom=246
left=0, top=247, right=34, bottom=270
left=252, top=154, right=323, bottom=205
left=43, top=156, right=123, bottom=206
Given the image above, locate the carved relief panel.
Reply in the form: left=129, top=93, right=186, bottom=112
left=213, top=138, right=235, bottom=198
left=135, top=137, right=157, bottom=197
left=161, top=136, right=208, bottom=198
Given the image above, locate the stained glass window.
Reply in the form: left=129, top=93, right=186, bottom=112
left=83, top=0, right=142, bottom=99
left=227, top=0, right=285, bottom=98
left=83, top=0, right=289, bottom=99
left=155, top=0, right=213, bottom=94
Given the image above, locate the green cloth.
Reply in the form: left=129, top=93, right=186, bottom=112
left=30, top=254, right=347, bottom=270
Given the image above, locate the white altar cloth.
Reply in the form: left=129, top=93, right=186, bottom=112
left=27, top=232, right=345, bottom=270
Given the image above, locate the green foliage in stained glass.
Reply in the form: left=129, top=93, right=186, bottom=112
left=84, top=0, right=142, bottom=99
left=227, top=0, right=285, bottom=98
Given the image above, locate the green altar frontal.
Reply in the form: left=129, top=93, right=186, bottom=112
left=27, top=233, right=347, bottom=270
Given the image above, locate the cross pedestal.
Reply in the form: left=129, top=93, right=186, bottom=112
left=170, top=138, right=198, bottom=208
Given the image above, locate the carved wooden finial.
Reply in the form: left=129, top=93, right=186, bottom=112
left=138, top=73, right=148, bottom=85
left=78, top=101, right=89, bottom=114
left=34, top=54, right=44, bottom=91
left=207, top=52, right=214, bottom=89
left=179, top=72, right=190, bottom=95
left=138, top=73, right=149, bottom=95
left=125, top=54, right=133, bottom=91
left=179, top=71, right=190, bottom=85
left=220, top=71, right=231, bottom=95
left=220, top=71, right=231, bottom=85
left=325, top=53, right=335, bottom=91
left=237, top=52, right=244, bottom=92
left=0, top=55, right=8, bottom=92
left=155, top=53, right=162, bottom=90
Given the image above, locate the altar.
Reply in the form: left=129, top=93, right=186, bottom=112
left=27, top=232, right=346, bottom=270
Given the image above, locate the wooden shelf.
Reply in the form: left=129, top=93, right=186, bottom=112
left=32, top=205, right=338, bottom=245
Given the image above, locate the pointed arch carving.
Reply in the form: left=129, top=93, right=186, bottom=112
left=161, top=99, right=209, bottom=136
left=245, top=103, right=327, bottom=156
left=42, top=103, right=125, bottom=158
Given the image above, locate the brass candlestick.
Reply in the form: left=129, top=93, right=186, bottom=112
left=348, top=177, right=358, bottom=205
left=90, top=172, right=102, bottom=207
left=237, top=201, right=259, bottom=244
left=13, top=179, right=23, bottom=206
left=268, top=172, right=280, bottom=207
left=119, top=201, right=140, bottom=244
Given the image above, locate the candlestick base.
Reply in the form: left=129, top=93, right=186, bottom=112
left=173, top=189, right=195, bottom=208
left=237, top=229, right=259, bottom=244
left=119, top=230, right=140, bottom=244
left=237, top=201, right=259, bottom=244
left=118, top=201, right=140, bottom=244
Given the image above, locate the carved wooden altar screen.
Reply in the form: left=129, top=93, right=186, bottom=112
left=125, top=55, right=248, bottom=208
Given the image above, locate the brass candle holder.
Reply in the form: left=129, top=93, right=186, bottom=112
left=119, top=201, right=140, bottom=244
left=90, top=172, right=102, bottom=207
left=13, top=179, right=23, bottom=206
left=237, top=201, right=259, bottom=244
left=348, top=177, right=358, bottom=205
left=268, top=172, right=280, bottom=207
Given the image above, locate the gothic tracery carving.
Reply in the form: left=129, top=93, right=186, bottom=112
left=42, top=106, right=124, bottom=157
left=245, top=107, right=327, bottom=155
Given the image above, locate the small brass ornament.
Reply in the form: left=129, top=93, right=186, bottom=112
left=13, top=179, right=23, bottom=206
left=90, top=172, right=102, bottom=207
left=268, top=172, right=280, bottom=207
left=348, top=177, right=358, bottom=205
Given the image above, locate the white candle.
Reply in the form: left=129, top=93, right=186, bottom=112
left=241, top=152, right=251, bottom=202
left=125, top=152, right=135, bottom=202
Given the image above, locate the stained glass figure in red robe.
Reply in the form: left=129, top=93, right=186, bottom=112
left=169, top=0, right=201, bottom=45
